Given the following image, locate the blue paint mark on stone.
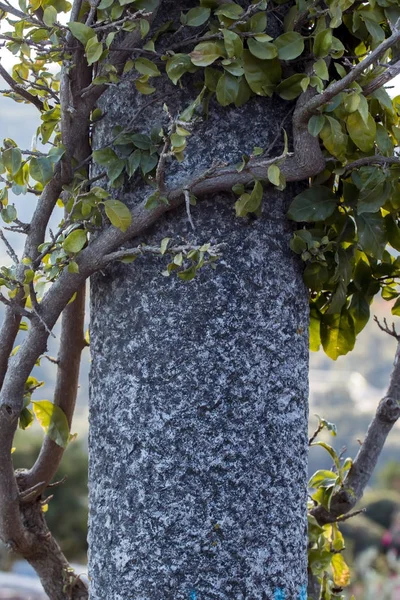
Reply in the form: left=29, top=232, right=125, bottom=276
left=190, top=591, right=197, bottom=600
left=274, top=589, right=285, bottom=600
left=298, top=585, right=307, bottom=600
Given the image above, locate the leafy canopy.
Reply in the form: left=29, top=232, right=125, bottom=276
left=0, top=0, right=400, bottom=446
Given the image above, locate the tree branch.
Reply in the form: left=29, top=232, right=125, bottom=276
left=343, top=156, right=400, bottom=174
left=312, top=339, right=400, bottom=525
left=0, top=168, right=64, bottom=392
left=300, top=24, right=400, bottom=120
left=363, top=59, right=400, bottom=97
left=102, top=243, right=225, bottom=265
left=21, top=286, right=86, bottom=495
left=0, top=62, right=44, bottom=111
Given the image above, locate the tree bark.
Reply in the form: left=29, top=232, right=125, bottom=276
left=89, top=3, right=310, bottom=598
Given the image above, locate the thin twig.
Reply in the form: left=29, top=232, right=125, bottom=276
left=374, top=316, right=400, bottom=341
left=0, top=62, right=44, bottom=112
left=102, top=242, right=225, bottom=264
left=0, top=229, right=19, bottom=264
left=335, top=508, right=366, bottom=523
left=29, top=281, right=56, bottom=338
left=19, top=480, right=46, bottom=501
left=184, top=189, right=195, bottom=231
left=0, top=292, right=31, bottom=317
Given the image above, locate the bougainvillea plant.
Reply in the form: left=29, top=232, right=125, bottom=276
left=0, top=0, right=400, bottom=597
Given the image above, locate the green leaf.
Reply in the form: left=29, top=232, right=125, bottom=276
left=190, top=41, right=225, bottom=67
left=309, top=469, right=338, bottom=489
left=68, top=261, right=79, bottom=273
left=375, top=123, right=393, bottom=157
left=104, top=199, right=132, bottom=232
left=223, top=29, right=243, bottom=59
left=313, top=57, right=329, bottom=80
left=309, top=307, right=321, bottom=352
left=185, top=6, right=210, bottom=26
left=385, top=214, right=400, bottom=252
left=135, top=80, right=156, bottom=95
left=276, top=74, right=308, bottom=100
left=19, top=407, right=34, bottom=430
left=68, top=21, right=96, bottom=45
left=310, top=441, right=341, bottom=471
left=346, top=112, right=376, bottom=152
left=356, top=212, right=387, bottom=259
left=93, top=147, right=118, bottom=165
left=160, top=237, right=170, bottom=255
left=392, top=297, right=400, bottom=317
left=32, top=400, right=70, bottom=449
left=215, top=2, right=243, bottom=19
left=247, top=38, right=277, bottom=60
left=43, top=5, right=57, bottom=26
left=344, top=92, right=360, bottom=113
left=140, top=18, right=150, bottom=38
left=135, top=57, right=160, bottom=77
left=313, top=28, right=333, bottom=58
left=321, top=308, right=355, bottom=360
left=63, top=229, right=87, bottom=253
left=274, top=32, right=304, bottom=60
left=140, top=152, right=158, bottom=175
left=235, top=180, right=263, bottom=217
left=287, top=186, right=337, bottom=222
left=308, top=115, right=325, bottom=137
left=131, top=133, right=151, bottom=150
left=127, top=149, right=141, bottom=177
left=319, top=116, right=347, bottom=162
left=243, top=51, right=281, bottom=96
left=3, top=147, right=22, bottom=176
left=1, top=205, right=17, bottom=223
left=331, top=554, right=350, bottom=587
left=349, top=292, right=370, bottom=334
left=216, top=72, right=239, bottom=106
left=204, top=67, right=222, bottom=92
left=107, top=159, right=125, bottom=184
left=267, top=164, right=280, bottom=186
left=29, top=156, right=53, bottom=185
left=221, top=59, right=244, bottom=77
left=85, top=36, right=103, bottom=65
left=166, top=53, right=193, bottom=84
left=178, top=265, right=197, bottom=281
left=357, top=181, right=390, bottom=215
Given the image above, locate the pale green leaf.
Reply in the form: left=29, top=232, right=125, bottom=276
left=63, top=229, right=87, bottom=253
left=274, top=32, right=304, bottom=60
left=104, top=199, right=132, bottom=232
left=32, top=400, right=70, bottom=448
left=68, top=21, right=96, bottom=45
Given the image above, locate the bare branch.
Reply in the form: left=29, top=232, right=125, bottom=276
left=374, top=316, right=400, bottom=341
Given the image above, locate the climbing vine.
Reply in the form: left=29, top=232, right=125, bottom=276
left=0, top=0, right=400, bottom=597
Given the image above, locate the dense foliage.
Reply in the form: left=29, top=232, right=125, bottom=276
left=1, top=0, right=400, bottom=597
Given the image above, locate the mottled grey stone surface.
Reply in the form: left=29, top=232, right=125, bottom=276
left=89, top=3, right=310, bottom=598
left=89, top=197, right=309, bottom=600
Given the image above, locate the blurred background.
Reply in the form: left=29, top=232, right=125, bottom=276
left=1, top=79, right=400, bottom=599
